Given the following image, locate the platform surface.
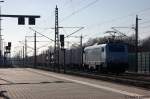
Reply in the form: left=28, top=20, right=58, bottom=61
left=0, top=68, right=149, bottom=99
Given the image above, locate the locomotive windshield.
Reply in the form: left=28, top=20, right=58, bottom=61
left=108, top=44, right=125, bottom=52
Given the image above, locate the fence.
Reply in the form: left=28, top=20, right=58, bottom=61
left=128, top=52, right=150, bottom=73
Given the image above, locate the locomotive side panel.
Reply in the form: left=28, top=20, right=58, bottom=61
left=83, top=43, right=128, bottom=73
left=83, top=44, right=107, bottom=69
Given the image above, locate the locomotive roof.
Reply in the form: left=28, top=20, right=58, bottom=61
left=84, top=43, right=126, bottom=50
left=84, top=44, right=106, bottom=50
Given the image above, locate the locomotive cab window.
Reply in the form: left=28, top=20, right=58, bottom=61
left=101, top=47, right=104, bottom=52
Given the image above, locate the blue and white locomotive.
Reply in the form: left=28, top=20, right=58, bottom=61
left=83, top=43, right=128, bottom=73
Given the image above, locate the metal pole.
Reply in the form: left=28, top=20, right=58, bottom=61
left=25, top=37, right=27, bottom=66
left=135, top=15, right=139, bottom=72
left=64, top=49, right=66, bottom=73
left=54, top=5, right=60, bottom=72
left=34, top=32, right=37, bottom=68
left=80, top=35, right=83, bottom=68
left=23, top=46, right=24, bottom=66
left=70, top=49, right=72, bottom=69
left=19, top=50, right=22, bottom=65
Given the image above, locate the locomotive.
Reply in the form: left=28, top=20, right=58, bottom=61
left=83, top=43, right=128, bottom=73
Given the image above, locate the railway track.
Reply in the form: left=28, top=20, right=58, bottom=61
left=65, top=71, right=150, bottom=89
left=35, top=66, right=150, bottom=90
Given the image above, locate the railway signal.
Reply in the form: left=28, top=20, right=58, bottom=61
left=60, top=34, right=64, bottom=47
left=0, top=14, right=40, bottom=65
left=18, top=16, right=37, bottom=25
left=18, top=17, right=25, bottom=25
left=5, top=42, right=11, bottom=52
left=60, top=34, right=66, bottom=73
left=0, top=14, right=40, bottom=25
left=8, top=42, right=11, bottom=47
left=28, top=17, right=36, bottom=25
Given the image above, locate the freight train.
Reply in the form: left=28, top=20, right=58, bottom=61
left=35, top=42, right=128, bottom=73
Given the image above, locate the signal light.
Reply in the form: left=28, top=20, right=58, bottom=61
left=8, top=42, right=11, bottom=47
left=60, top=34, right=64, bottom=47
left=18, top=17, right=25, bottom=25
left=29, top=17, right=35, bottom=25
left=5, top=46, right=10, bottom=51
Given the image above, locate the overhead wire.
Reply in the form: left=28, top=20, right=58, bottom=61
left=34, top=1, right=150, bottom=47
left=140, top=20, right=150, bottom=25
left=84, top=6, right=150, bottom=31
left=83, top=6, right=150, bottom=40
left=62, top=28, right=68, bottom=35
left=60, top=0, right=99, bottom=23
left=36, top=0, right=73, bottom=31
left=33, top=0, right=89, bottom=38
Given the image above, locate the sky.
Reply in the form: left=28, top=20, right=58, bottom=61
left=1, top=0, right=150, bottom=56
